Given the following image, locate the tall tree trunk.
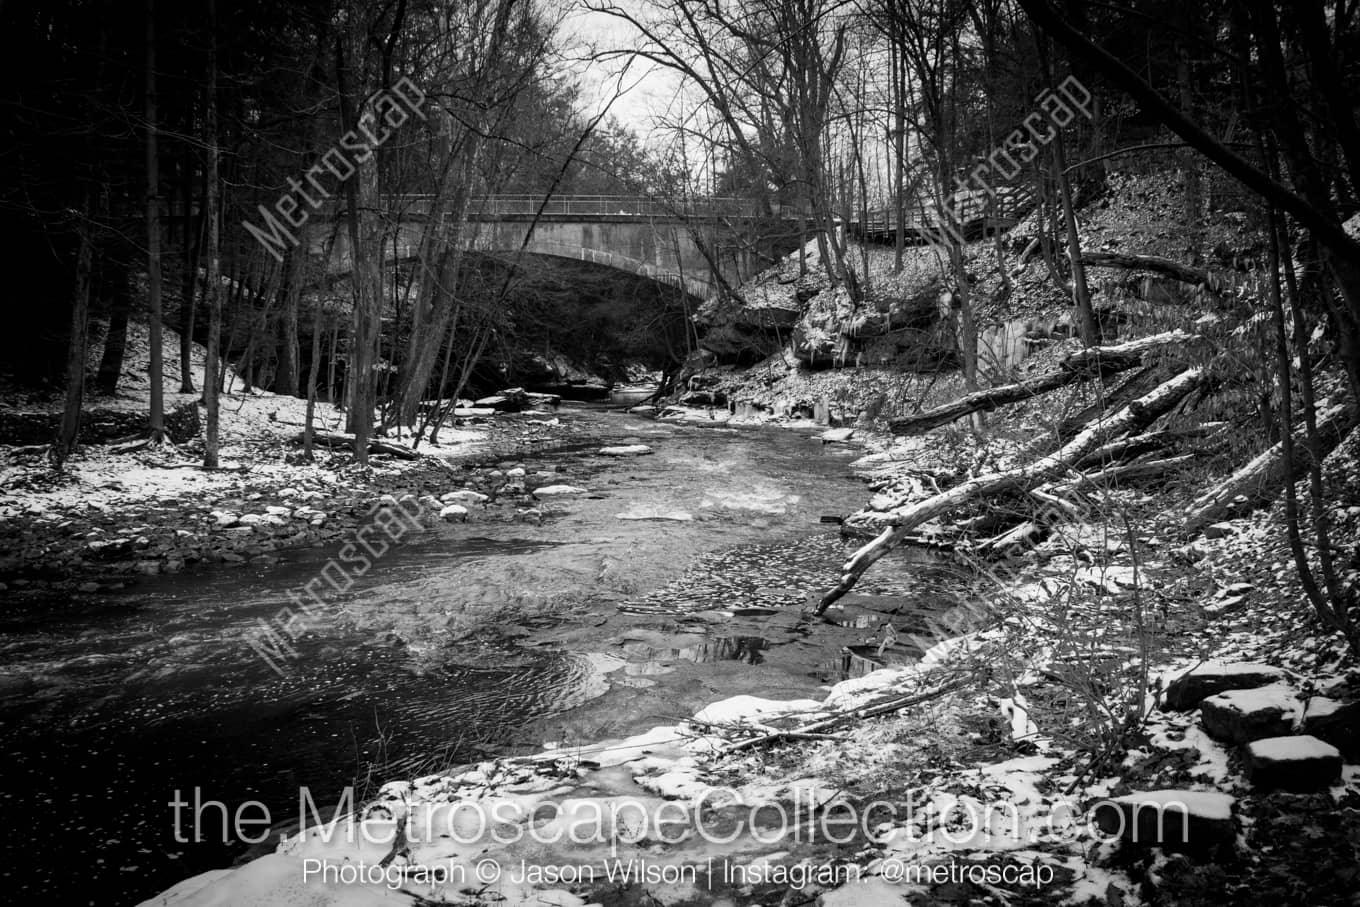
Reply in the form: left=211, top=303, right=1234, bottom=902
left=144, top=0, right=164, bottom=441
left=52, top=217, right=94, bottom=469
left=202, top=0, right=221, bottom=469
left=95, top=274, right=131, bottom=394
left=1051, top=109, right=1097, bottom=346
left=304, top=229, right=337, bottom=457
left=327, top=315, right=339, bottom=405
left=397, top=152, right=480, bottom=427
left=180, top=172, right=199, bottom=393
left=335, top=38, right=380, bottom=464
left=891, top=28, right=906, bottom=273
left=276, top=239, right=304, bottom=396
left=1175, top=3, right=1202, bottom=262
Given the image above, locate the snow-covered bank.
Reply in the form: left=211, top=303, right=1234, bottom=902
left=0, top=322, right=594, bottom=592
left=137, top=467, right=1360, bottom=907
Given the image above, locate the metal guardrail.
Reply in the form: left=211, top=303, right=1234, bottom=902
left=388, top=194, right=758, bottom=218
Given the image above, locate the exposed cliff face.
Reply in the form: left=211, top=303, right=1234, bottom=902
left=694, top=240, right=962, bottom=371
left=681, top=170, right=1272, bottom=425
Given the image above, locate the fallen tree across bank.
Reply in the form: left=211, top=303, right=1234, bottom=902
left=297, top=430, right=421, bottom=460
left=815, top=366, right=1205, bottom=615
left=1183, top=403, right=1359, bottom=534
left=887, top=331, right=1195, bottom=435
left=1081, top=251, right=1236, bottom=298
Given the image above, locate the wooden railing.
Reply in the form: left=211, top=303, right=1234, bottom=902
left=852, top=183, right=1037, bottom=235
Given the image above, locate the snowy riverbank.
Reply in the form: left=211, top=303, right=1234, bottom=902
left=0, top=324, right=607, bottom=594
left=137, top=426, right=1360, bottom=906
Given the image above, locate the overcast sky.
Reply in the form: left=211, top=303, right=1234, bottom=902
left=561, top=2, right=688, bottom=141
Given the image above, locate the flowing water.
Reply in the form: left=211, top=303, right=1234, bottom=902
left=0, top=407, right=979, bottom=906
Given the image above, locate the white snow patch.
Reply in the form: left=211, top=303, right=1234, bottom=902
left=1246, top=735, right=1341, bottom=761
left=1302, top=696, right=1344, bottom=721
left=598, top=444, right=653, bottom=456
left=615, top=507, right=694, bottom=521
left=692, top=695, right=820, bottom=726
left=531, top=484, right=589, bottom=498
left=1202, top=683, right=1301, bottom=721
left=818, top=877, right=914, bottom=907
left=1107, top=789, right=1234, bottom=821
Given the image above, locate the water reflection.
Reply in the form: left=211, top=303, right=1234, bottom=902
left=0, top=409, right=984, bottom=906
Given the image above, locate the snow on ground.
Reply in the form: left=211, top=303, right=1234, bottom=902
left=89, top=169, right=1360, bottom=905
left=0, top=320, right=602, bottom=591
left=0, top=321, right=486, bottom=521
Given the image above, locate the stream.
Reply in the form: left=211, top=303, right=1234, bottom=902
left=0, top=407, right=979, bottom=906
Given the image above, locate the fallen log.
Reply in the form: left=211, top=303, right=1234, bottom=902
left=297, top=431, right=421, bottom=460
left=1183, top=403, right=1358, bottom=534
left=974, top=520, right=1044, bottom=556
left=1076, top=423, right=1228, bottom=469
left=889, top=331, right=1194, bottom=435
left=1055, top=453, right=1197, bottom=494
left=815, top=367, right=1204, bottom=615
left=1029, top=487, right=1083, bottom=519
left=1082, top=251, right=1233, bottom=298
left=1047, top=366, right=1159, bottom=443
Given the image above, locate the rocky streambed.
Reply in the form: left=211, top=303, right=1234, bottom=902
left=0, top=404, right=982, bottom=907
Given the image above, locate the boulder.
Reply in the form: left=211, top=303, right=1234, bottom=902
left=209, top=511, right=239, bottom=529
left=523, top=392, right=561, bottom=408
left=438, top=504, right=469, bottom=522
left=1164, top=661, right=1288, bottom=710
left=1300, top=697, right=1360, bottom=761
left=1243, top=735, right=1342, bottom=792
left=1199, top=683, right=1302, bottom=744
left=1091, top=790, right=1236, bottom=852
left=475, top=388, right=530, bottom=413
left=821, top=427, right=855, bottom=443
left=441, top=490, right=489, bottom=507
left=599, top=444, right=653, bottom=457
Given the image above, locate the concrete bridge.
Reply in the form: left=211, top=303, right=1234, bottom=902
left=322, top=195, right=774, bottom=299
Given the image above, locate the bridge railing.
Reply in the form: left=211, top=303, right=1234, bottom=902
left=388, top=194, right=757, bottom=218
left=852, top=183, right=1037, bottom=233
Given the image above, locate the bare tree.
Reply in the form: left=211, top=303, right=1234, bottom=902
left=145, top=0, right=165, bottom=441
left=202, top=0, right=221, bottom=469
left=590, top=0, right=856, bottom=299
